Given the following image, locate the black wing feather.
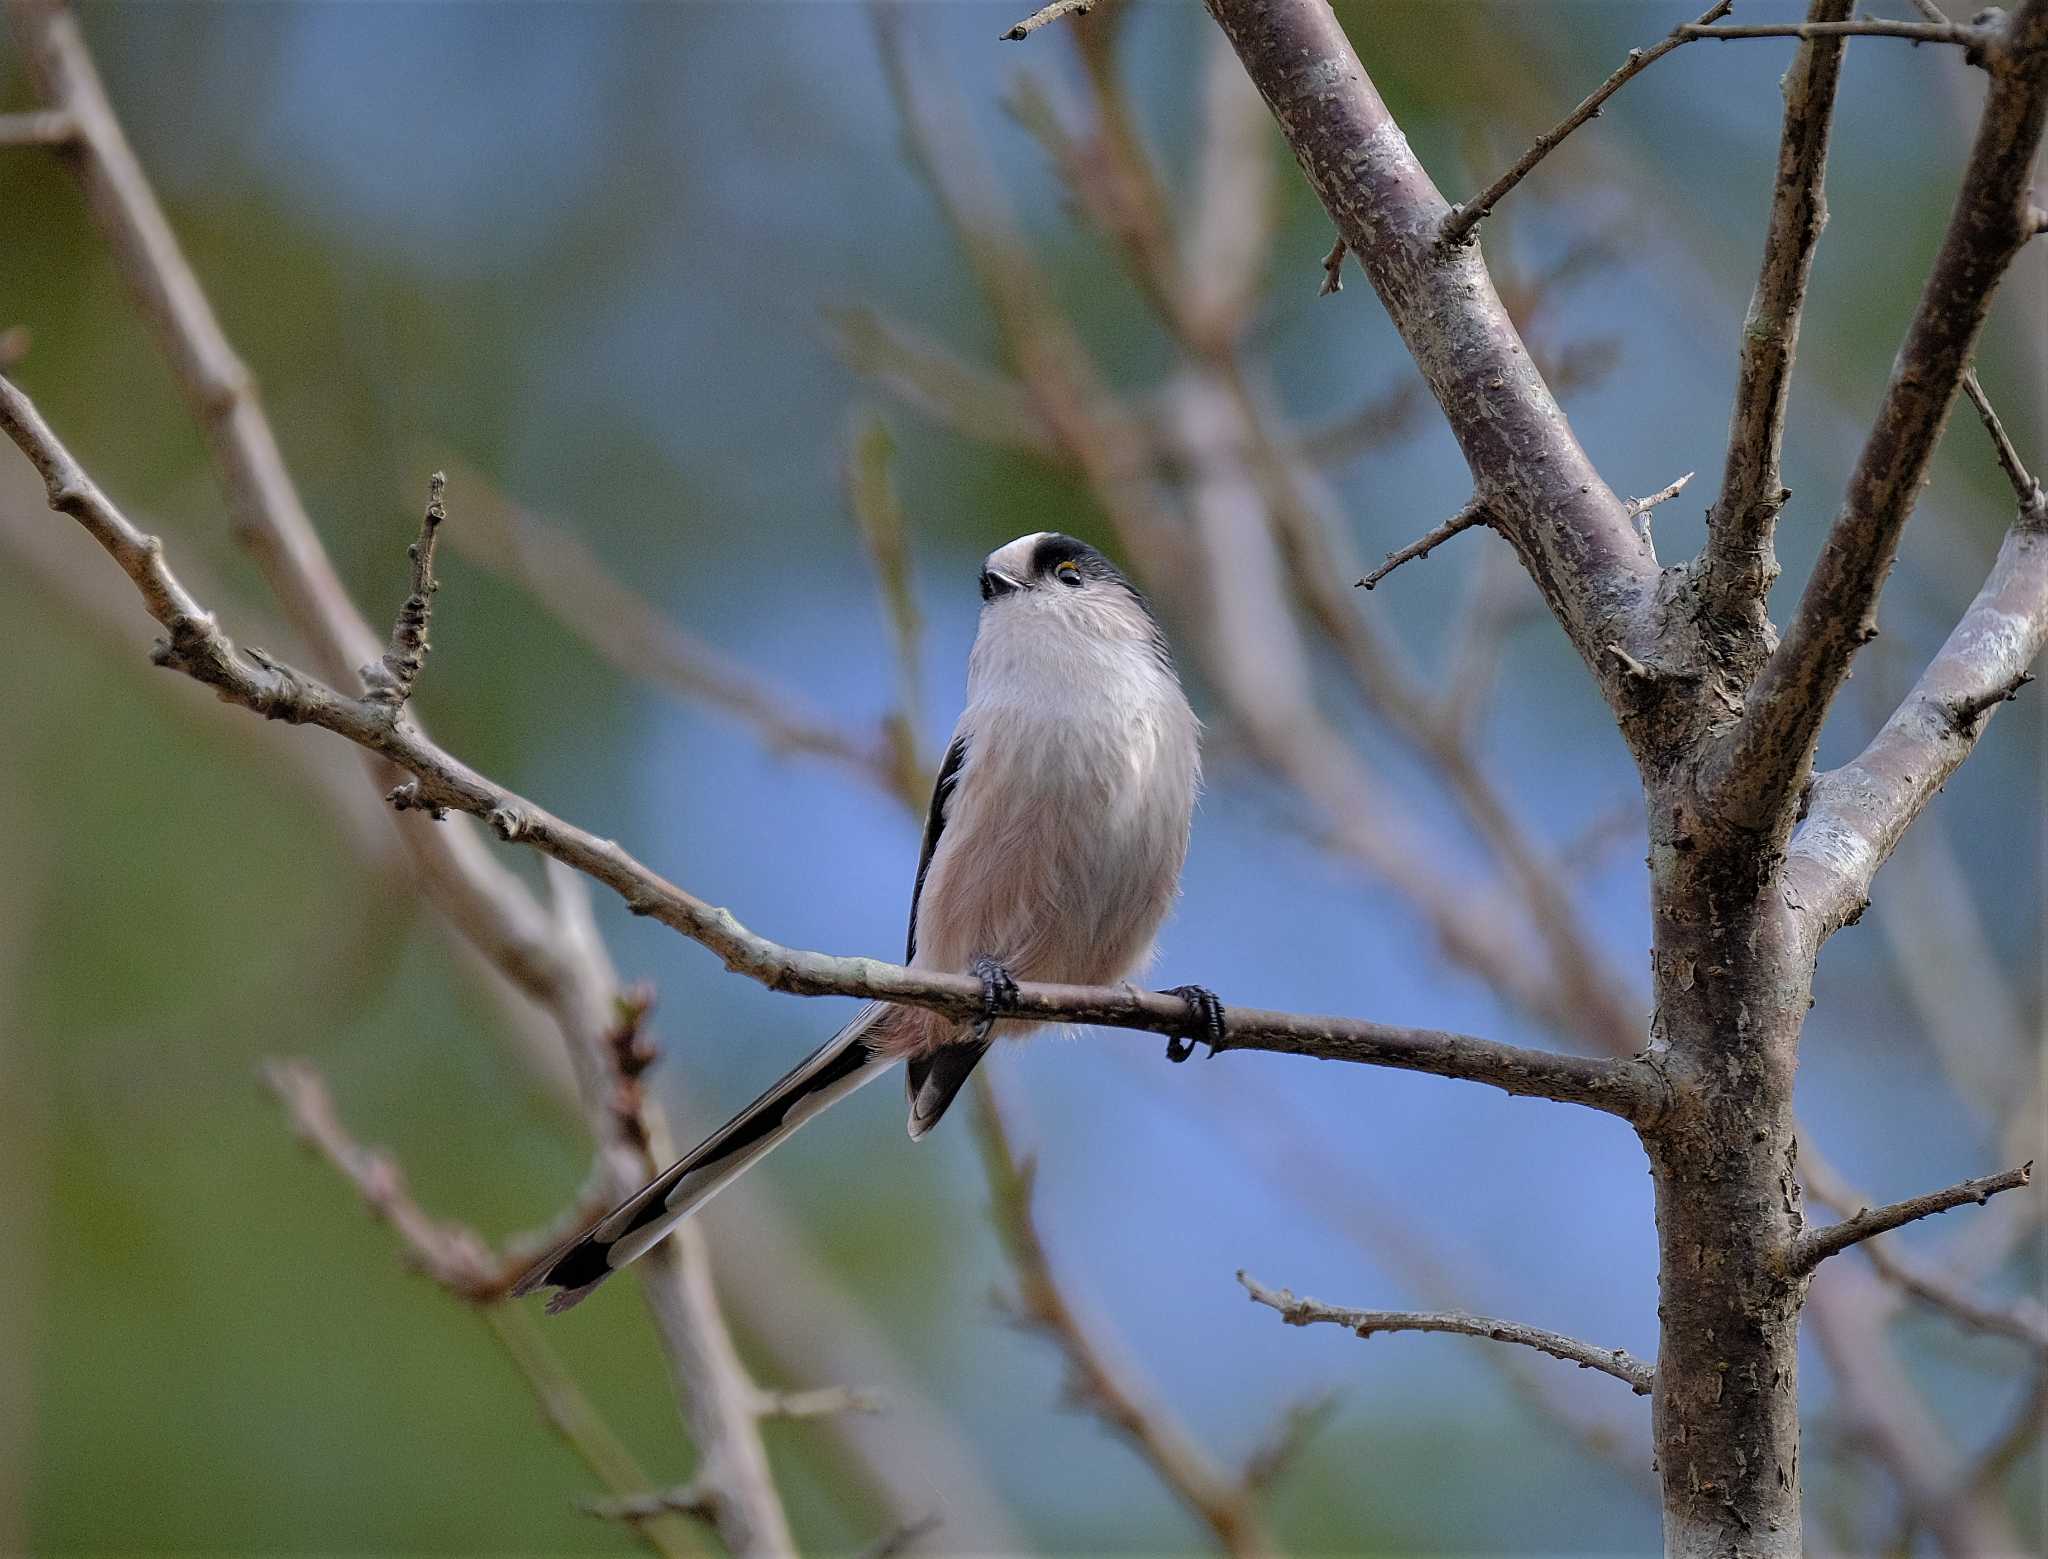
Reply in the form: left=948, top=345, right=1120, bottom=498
left=903, top=731, right=986, bottom=1136
left=906, top=732, right=967, bottom=960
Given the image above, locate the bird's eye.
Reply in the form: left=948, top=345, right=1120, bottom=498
left=1055, top=561, right=1084, bottom=588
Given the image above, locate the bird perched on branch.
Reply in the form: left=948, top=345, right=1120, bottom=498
left=515, top=531, right=1218, bottom=1312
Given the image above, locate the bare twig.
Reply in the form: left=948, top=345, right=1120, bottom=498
left=1237, top=1273, right=1654, bottom=1395
left=823, top=306, right=1063, bottom=462
left=845, top=413, right=928, bottom=805
left=974, top=1077, right=1279, bottom=1557
left=1440, top=0, right=1733, bottom=247
left=1001, top=0, right=1095, bottom=43
left=1961, top=366, right=2046, bottom=516
left=362, top=472, right=444, bottom=708
left=0, top=107, right=74, bottom=144
left=751, top=1385, right=882, bottom=1421
left=853, top=1512, right=943, bottom=1559
left=1707, top=0, right=2048, bottom=835
left=1626, top=470, right=1694, bottom=526
left=585, top=1483, right=717, bottom=1525
left=1182, top=32, right=1280, bottom=342
left=1701, top=0, right=1853, bottom=625
left=0, top=371, right=1662, bottom=1125
left=1787, top=1163, right=2034, bottom=1275
left=1318, top=235, right=1347, bottom=296
left=1240, top=1392, right=1338, bottom=1494
left=1909, top=0, right=1952, bottom=21
left=1800, top=1138, right=2048, bottom=1352
left=1357, top=498, right=1489, bottom=590
left=264, top=1058, right=524, bottom=1301
left=1681, top=18, right=1991, bottom=45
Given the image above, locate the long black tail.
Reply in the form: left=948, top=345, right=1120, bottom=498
left=513, top=1006, right=895, bottom=1312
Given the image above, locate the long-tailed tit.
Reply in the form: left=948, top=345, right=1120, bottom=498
left=515, top=532, right=1220, bottom=1313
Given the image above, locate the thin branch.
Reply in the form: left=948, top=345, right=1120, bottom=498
left=853, top=1513, right=944, bottom=1559
left=1701, top=0, right=1854, bottom=627
left=362, top=472, right=444, bottom=708
left=1961, top=366, right=2046, bottom=516
left=1317, top=235, right=1347, bottom=296
left=845, top=413, right=928, bottom=806
left=1357, top=498, right=1489, bottom=590
left=1800, top=1137, right=2048, bottom=1352
left=1001, top=0, right=1095, bottom=43
left=0, top=107, right=75, bottom=144
left=974, top=1077, right=1279, bottom=1558
left=1908, top=0, right=1952, bottom=21
left=1440, top=0, right=1733, bottom=247
left=1237, top=1273, right=1654, bottom=1396
left=751, top=1385, right=882, bottom=1421
left=264, top=1058, right=526, bottom=1301
left=1681, top=17, right=1992, bottom=46
left=1240, top=1392, right=1338, bottom=1496
left=0, top=370, right=1661, bottom=1125
left=1706, top=0, right=2048, bottom=834
left=822, top=306, right=1064, bottom=463
left=586, top=1483, right=717, bottom=1526
left=1625, top=470, right=1694, bottom=540
left=1182, top=28, right=1280, bottom=342
left=1788, top=1163, right=2034, bottom=1275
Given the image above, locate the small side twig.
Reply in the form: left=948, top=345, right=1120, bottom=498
left=584, top=1482, right=716, bottom=1525
left=1787, top=1163, right=2035, bottom=1276
left=362, top=472, right=445, bottom=707
left=1318, top=234, right=1347, bottom=296
left=855, top=1513, right=944, bottom=1559
left=1681, top=17, right=1992, bottom=45
left=751, top=1385, right=883, bottom=1420
left=1960, top=367, right=2046, bottom=520
left=0, top=107, right=76, bottom=145
left=1625, top=471, right=1694, bottom=521
left=1357, top=497, right=1490, bottom=590
left=1800, top=1139, right=2048, bottom=1352
left=1241, top=1390, right=1338, bottom=1494
left=1238, top=1272, right=1654, bottom=1395
left=1440, top=0, right=1733, bottom=247
left=846, top=412, right=928, bottom=808
left=1001, top=0, right=1095, bottom=42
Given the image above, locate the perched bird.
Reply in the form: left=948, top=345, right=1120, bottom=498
left=514, top=531, right=1220, bottom=1312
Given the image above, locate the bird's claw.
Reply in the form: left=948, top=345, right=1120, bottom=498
left=970, top=954, right=1021, bottom=1042
left=1163, top=984, right=1226, bottom=1063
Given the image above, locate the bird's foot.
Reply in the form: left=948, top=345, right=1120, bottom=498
left=970, top=954, right=1021, bottom=1042
left=1162, top=984, right=1226, bottom=1063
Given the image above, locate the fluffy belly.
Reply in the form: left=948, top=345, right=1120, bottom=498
left=882, top=707, right=1193, bottom=1057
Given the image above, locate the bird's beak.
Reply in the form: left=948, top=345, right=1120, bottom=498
left=979, top=570, right=1021, bottom=602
